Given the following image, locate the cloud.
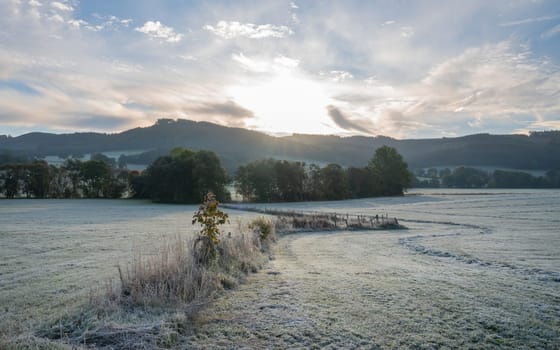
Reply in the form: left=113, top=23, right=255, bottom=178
left=111, top=60, right=142, bottom=73
left=400, top=26, right=415, bottom=38
left=326, top=105, right=370, bottom=133
left=322, top=39, right=560, bottom=138
left=416, top=40, right=560, bottom=116
left=67, top=19, right=87, bottom=28
left=232, top=53, right=269, bottom=72
left=188, top=100, right=254, bottom=119
left=49, top=13, right=64, bottom=23
left=135, top=21, right=183, bottom=42
left=50, top=1, right=72, bottom=12
left=1, top=0, right=560, bottom=138
left=541, top=24, right=560, bottom=39
left=232, top=53, right=299, bottom=73
left=64, top=114, right=132, bottom=130
left=204, top=21, right=293, bottom=39
left=274, top=55, right=299, bottom=68
left=360, top=40, right=560, bottom=137
left=85, top=14, right=132, bottom=31
left=67, top=14, right=132, bottom=32
left=499, top=15, right=560, bottom=27
left=327, top=70, right=353, bottom=82
left=177, top=54, right=197, bottom=61
left=376, top=109, right=432, bottom=137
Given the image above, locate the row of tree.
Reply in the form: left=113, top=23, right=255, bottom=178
left=234, top=146, right=412, bottom=202
left=1, top=146, right=413, bottom=203
left=0, top=158, right=130, bottom=199
left=414, top=166, right=560, bottom=188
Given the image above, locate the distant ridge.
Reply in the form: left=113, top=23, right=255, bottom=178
left=1, top=119, right=559, bottom=171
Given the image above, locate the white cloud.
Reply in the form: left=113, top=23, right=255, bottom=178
left=50, top=1, right=72, bottom=12
left=232, top=53, right=269, bottom=72
left=111, top=60, right=143, bottom=73
left=135, top=21, right=183, bottom=42
left=328, top=70, right=353, bottom=82
left=325, top=39, right=560, bottom=137
left=2, top=0, right=560, bottom=138
left=274, top=55, right=299, bottom=68
left=500, top=15, right=560, bottom=27
left=290, top=2, right=298, bottom=9
left=28, top=0, right=42, bottom=18
left=400, top=26, right=415, bottom=38
left=232, top=53, right=300, bottom=73
left=83, top=15, right=132, bottom=32
left=67, top=19, right=87, bottom=29
left=291, top=13, right=300, bottom=24
left=93, top=14, right=131, bottom=24
left=204, top=21, right=293, bottom=39
left=541, top=24, right=560, bottom=39
left=381, top=40, right=560, bottom=133
left=177, top=54, right=197, bottom=61
left=49, top=13, right=64, bottom=23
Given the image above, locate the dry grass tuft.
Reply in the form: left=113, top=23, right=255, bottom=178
left=117, top=236, right=218, bottom=307
left=117, top=230, right=266, bottom=308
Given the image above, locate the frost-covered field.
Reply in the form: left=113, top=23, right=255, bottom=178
left=0, top=199, right=257, bottom=339
left=189, top=189, right=560, bottom=348
left=1, top=190, right=559, bottom=348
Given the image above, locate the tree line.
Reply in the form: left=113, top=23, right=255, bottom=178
left=1, top=146, right=413, bottom=202
left=0, top=155, right=130, bottom=199
left=413, top=166, right=560, bottom=188
left=234, top=146, right=412, bottom=202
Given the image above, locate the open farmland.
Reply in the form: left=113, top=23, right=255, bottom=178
left=1, top=190, right=559, bottom=348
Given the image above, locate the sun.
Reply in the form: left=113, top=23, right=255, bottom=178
left=228, top=70, right=336, bottom=135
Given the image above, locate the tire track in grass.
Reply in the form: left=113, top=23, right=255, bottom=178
left=398, top=219, right=560, bottom=283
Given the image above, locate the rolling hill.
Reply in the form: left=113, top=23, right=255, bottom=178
left=1, top=118, right=559, bottom=172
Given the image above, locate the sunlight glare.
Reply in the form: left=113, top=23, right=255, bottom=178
left=228, top=71, right=336, bottom=135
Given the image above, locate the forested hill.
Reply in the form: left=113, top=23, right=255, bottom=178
left=1, top=119, right=559, bottom=171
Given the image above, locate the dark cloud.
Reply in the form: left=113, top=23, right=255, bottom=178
left=190, top=100, right=254, bottom=119
left=66, top=114, right=132, bottom=130
left=326, top=105, right=371, bottom=134
left=332, top=94, right=373, bottom=103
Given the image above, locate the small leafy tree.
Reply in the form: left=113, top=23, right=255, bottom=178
left=192, top=192, right=229, bottom=265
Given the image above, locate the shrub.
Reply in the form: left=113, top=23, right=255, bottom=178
left=192, top=192, right=229, bottom=265
left=248, top=217, right=275, bottom=241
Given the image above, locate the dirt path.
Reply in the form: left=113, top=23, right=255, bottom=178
left=187, top=231, right=560, bottom=349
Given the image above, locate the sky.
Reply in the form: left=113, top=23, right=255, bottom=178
left=0, top=0, right=559, bottom=139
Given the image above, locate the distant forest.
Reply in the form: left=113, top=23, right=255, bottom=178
left=1, top=119, right=559, bottom=172
left=414, top=167, right=560, bottom=189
